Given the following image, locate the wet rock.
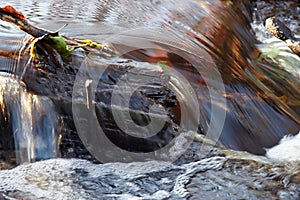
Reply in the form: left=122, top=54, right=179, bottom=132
left=0, top=5, right=299, bottom=200
left=0, top=153, right=299, bottom=200
left=251, top=0, right=300, bottom=41
left=265, top=16, right=300, bottom=56
left=0, top=157, right=222, bottom=199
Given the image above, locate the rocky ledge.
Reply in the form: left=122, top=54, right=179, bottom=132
left=0, top=142, right=300, bottom=200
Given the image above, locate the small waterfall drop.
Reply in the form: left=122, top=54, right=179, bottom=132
left=0, top=77, right=59, bottom=164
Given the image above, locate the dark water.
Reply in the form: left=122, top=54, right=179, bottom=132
left=0, top=0, right=299, bottom=199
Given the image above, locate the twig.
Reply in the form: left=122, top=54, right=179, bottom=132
left=265, top=17, right=300, bottom=56
left=0, top=5, right=116, bottom=58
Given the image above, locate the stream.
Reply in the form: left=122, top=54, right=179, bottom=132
left=0, top=0, right=299, bottom=199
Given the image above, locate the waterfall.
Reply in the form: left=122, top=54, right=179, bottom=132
left=0, top=77, right=59, bottom=164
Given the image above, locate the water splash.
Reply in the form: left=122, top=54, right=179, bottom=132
left=266, top=131, right=300, bottom=162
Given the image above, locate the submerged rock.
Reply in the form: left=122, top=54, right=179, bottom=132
left=0, top=152, right=299, bottom=200
left=0, top=157, right=223, bottom=199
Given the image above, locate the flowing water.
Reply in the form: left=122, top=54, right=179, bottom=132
left=0, top=0, right=299, bottom=198
left=0, top=77, right=59, bottom=164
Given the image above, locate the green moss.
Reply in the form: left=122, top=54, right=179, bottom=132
left=156, top=61, right=168, bottom=66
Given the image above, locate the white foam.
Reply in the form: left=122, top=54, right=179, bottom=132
left=266, top=132, right=300, bottom=162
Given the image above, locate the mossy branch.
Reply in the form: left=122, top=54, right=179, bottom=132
left=0, top=5, right=116, bottom=59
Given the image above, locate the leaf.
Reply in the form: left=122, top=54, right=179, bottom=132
left=46, top=35, right=74, bottom=57
left=0, top=5, right=26, bottom=20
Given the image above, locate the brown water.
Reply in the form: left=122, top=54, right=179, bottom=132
left=5, top=1, right=299, bottom=154
left=0, top=0, right=299, bottom=199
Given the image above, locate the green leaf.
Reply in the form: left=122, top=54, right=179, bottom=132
left=46, top=35, right=74, bottom=57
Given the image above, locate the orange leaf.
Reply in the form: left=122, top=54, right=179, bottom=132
left=0, top=5, right=26, bottom=20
